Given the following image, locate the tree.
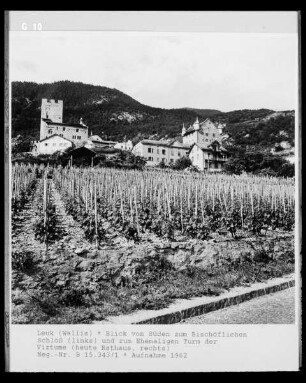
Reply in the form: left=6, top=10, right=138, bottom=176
left=223, top=145, right=294, bottom=177
left=157, top=160, right=167, bottom=169
left=171, top=156, right=192, bottom=170
left=12, top=135, right=34, bottom=155
left=277, top=162, right=295, bottom=177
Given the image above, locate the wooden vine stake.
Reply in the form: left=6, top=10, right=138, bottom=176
left=94, top=180, right=98, bottom=248
left=43, top=173, right=48, bottom=261
left=134, top=187, right=140, bottom=236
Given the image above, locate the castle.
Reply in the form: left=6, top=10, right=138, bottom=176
left=133, top=117, right=228, bottom=171
left=33, top=99, right=88, bottom=155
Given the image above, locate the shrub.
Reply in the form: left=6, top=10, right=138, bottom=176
left=60, top=288, right=89, bottom=307
left=12, top=251, right=36, bottom=272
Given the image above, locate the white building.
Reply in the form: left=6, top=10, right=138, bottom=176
left=132, top=139, right=190, bottom=166
left=188, top=141, right=228, bottom=171
left=114, top=140, right=133, bottom=151
left=32, top=134, right=73, bottom=156
left=182, top=117, right=228, bottom=171
left=182, top=117, right=223, bottom=146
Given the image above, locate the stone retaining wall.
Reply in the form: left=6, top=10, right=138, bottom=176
left=72, top=232, right=294, bottom=286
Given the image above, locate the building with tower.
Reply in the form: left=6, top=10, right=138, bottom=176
left=33, top=99, right=89, bottom=155
left=132, top=117, right=228, bottom=171
left=182, top=117, right=228, bottom=171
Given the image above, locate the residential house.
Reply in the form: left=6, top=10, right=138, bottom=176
left=188, top=141, right=228, bottom=171
left=32, top=134, right=73, bottom=156
left=132, top=139, right=190, bottom=166
left=114, top=140, right=133, bottom=151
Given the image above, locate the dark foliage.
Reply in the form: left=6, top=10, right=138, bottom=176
left=224, top=145, right=294, bottom=177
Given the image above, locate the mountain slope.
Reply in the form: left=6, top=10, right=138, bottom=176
left=183, top=107, right=221, bottom=118
left=12, top=81, right=294, bottom=150
left=12, top=81, right=208, bottom=142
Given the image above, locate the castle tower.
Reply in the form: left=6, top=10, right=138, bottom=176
left=40, top=99, right=63, bottom=140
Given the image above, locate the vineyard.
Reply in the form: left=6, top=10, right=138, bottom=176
left=11, top=164, right=295, bottom=323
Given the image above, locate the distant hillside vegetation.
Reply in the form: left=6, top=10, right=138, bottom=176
left=12, top=81, right=294, bottom=151
left=183, top=108, right=221, bottom=118
left=220, top=111, right=295, bottom=148
left=12, top=81, right=210, bottom=142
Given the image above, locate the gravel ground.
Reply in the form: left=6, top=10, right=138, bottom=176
left=181, top=287, right=295, bottom=324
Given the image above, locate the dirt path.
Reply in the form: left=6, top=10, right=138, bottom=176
left=48, top=179, right=95, bottom=254
left=12, top=178, right=47, bottom=258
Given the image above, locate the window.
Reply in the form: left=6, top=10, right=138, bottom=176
left=63, top=127, right=65, bottom=131
left=45, top=143, right=48, bottom=146
left=148, top=156, right=153, bottom=161
left=178, top=152, right=181, bottom=157
left=76, top=129, right=79, bottom=132
left=48, top=129, right=53, bottom=134
left=170, top=159, right=173, bottom=163
left=213, top=133, right=216, bottom=137
left=72, top=135, right=76, bottom=139
left=171, top=150, right=174, bottom=156
left=60, top=134, right=63, bottom=137
left=148, top=147, right=153, bottom=153
left=77, top=136, right=81, bottom=139
left=157, top=158, right=159, bottom=162
left=157, top=149, right=160, bottom=154
left=162, top=149, right=166, bottom=155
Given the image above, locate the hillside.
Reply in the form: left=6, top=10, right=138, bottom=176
left=183, top=107, right=221, bottom=118
left=12, top=81, right=295, bottom=151
left=220, top=111, right=295, bottom=148
left=12, top=81, right=208, bottom=142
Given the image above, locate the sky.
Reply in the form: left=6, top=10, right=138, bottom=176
left=9, top=31, right=298, bottom=112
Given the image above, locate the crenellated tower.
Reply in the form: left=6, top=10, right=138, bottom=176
left=40, top=99, right=63, bottom=140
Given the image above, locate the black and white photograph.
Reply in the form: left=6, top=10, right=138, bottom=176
left=5, top=10, right=301, bottom=372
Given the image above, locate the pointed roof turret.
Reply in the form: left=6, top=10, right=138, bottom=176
left=80, top=117, right=87, bottom=127
left=194, top=116, right=200, bottom=131
left=182, top=123, right=186, bottom=136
